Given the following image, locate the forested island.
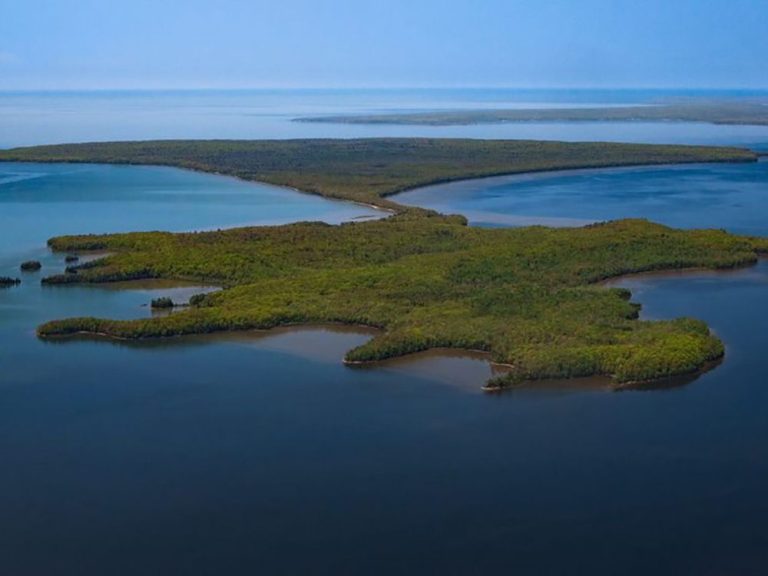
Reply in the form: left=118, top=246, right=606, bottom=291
left=0, top=138, right=763, bottom=389
left=297, top=101, right=768, bottom=126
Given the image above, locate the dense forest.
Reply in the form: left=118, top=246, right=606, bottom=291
left=37, top=215, right=768, bottom=389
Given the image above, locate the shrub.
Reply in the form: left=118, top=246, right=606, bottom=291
left=189, top=293, right=209, bottom=307
left=20, top=260, right=42, bottom=271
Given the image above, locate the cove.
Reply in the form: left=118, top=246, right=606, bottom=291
left=397, top=159, right=768, bottom=235
left=0, top=161, right=381, bottom=396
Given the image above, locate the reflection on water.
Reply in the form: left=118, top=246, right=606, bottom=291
left=351, top=347, right=506, bottom=392
left=46, top=324, right=506, bottom=392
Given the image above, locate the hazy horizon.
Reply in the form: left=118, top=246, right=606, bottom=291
left=3, top=86, right=768, bottom=93
left=3, top=0, right=767, bottom=91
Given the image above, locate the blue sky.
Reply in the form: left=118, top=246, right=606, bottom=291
left=2, top=0, right=766, bottom=89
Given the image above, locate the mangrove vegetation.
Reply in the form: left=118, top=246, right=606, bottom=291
left=20, top=260, right=42, bottom=272
left=36, top=215, right=768, bottom=388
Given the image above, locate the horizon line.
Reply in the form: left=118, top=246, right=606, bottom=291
left=2, top=85, right=768, bottom=93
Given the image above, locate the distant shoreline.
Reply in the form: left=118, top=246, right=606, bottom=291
left=297, top=101, right=768, bottom=127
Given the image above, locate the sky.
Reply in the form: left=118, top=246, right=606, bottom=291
left=1, top=0, right=767, bottom=90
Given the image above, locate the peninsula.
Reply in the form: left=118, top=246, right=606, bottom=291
left=0, top=138, right=755, bottom=211
left=0, top=138, right=763, bottom=389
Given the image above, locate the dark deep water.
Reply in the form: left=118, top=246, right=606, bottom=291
left=2, top=157, right=768, bottom=575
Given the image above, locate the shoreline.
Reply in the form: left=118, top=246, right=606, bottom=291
left=379, top=155, right=759, bottom=208
left=393, top=157, right=765, bottom=203
left=37, top=312, right=728, bottom=394
left=1, top=154, right=756, bottom=216
left=0, top=138, right=757, bottom=214
left=0, top=158, right=397, bottom=219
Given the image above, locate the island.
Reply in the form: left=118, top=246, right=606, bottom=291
left=0, top=138, right=763, bottom=389
left=297, top=100, right=768, bottom=126
left=0, top=277, right=21, bottom=287
left=20, top=260, right=42, bottom=271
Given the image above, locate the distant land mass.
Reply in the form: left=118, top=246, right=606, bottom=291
left=297, top=100, right=768, bottom=126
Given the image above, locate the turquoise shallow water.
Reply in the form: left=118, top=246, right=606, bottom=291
left=0, top=162, right=381, bottom=262
left=2, top=157, right=768, bottom=574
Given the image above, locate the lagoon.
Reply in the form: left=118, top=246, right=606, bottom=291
left=398, top=159, right=768, bottom=234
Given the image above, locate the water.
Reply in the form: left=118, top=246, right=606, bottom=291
left=0, top=160, right=381, bottom=372
left=2, top=160, right=768, bottom=575
left=398, top=159, right=768, bottom=233
left=0, top=162, right=381, bottom=261
left=2, top=89, right=768, bottom=150
left=3, top=89, right=768, bottom=573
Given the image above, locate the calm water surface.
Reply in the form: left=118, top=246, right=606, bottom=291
left=0, top=160, right=381, bottom=382
left=2, top=89, right=768, bottom=150
left=2, top=150, right=768, bottom=571
left=399, top=159, right=768, bottom=234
